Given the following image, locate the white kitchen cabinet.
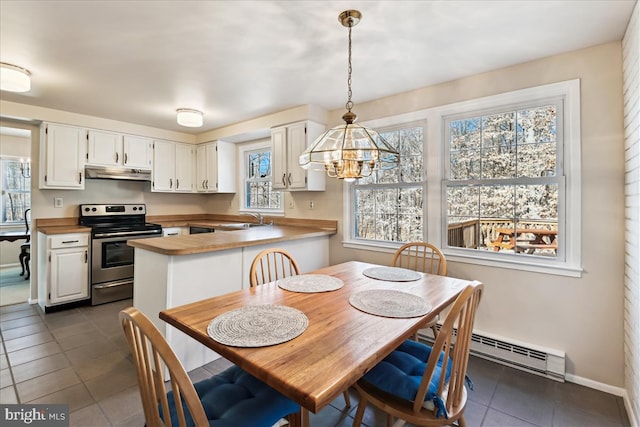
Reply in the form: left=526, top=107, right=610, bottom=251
left=196, top=141, right=236, bottom=193
left=87, top=130, right=152, bottom=169
left=37, top=232, right=90, bottom=311
left=39, top=123, right=86, bottom=189
left=271, top=121, right=325, bottom=191
left=123, top=135, right=153, bottom=169
left=162, top=227, right=187, bottom=237
left=152, top=140, right=194, bottom=192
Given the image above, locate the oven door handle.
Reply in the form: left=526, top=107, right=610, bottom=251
left=93, top=279, right=133, bottom=289
left=93, top=230, right=162, bottom=238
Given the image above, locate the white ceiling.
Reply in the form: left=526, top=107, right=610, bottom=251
left=0, top=1, right=636, bottom=134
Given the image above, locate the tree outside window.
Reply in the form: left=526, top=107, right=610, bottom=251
left=444, top=102, right=561, bottom=257
left=1, top=158, right=31, bottom=224
left=352, top=124, right=424, bottom=243
left=245, top=149, right=281, bottom=210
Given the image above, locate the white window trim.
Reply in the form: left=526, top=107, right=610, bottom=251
left=343, top=79, right=582, bottom=277
left=237, top=139, right=284, bottom=215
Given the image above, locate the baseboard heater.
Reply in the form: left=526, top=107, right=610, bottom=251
left=417, top=327, right=566, bottom=382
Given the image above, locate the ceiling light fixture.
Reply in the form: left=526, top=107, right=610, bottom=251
left=0, top=62, right=31, bottom=93
left=176, top=108, right=203, bottom=128
left=299, top=10, right=399, bottom=182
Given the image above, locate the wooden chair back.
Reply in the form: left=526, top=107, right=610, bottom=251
left=392, top=242, right=447, bottom=276
left=120, top=307, right=209, bottom=426
left=413, top=282, right=483, bottom=419
left=249, top=248, right=300, bottom=287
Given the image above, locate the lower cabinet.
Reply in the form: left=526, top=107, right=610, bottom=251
left=38, top=232, right=90, bottom=311
left=162, top=227, right=187, bottom=237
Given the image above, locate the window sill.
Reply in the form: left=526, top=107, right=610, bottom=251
left=342, top=240, right=582, bottom=278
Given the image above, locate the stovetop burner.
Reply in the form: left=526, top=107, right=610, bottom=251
left=79, top=204, right=162, bottom=235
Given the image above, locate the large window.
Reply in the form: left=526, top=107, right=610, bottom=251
left=352, top=123, right=425, bottom=243
left=1, top=158, right=31, bottom=224
left=345, top=80, right=581, bottom=276
left=444, top=101, right=561, bottom=258
left=241, top=141, right=282, bottom=212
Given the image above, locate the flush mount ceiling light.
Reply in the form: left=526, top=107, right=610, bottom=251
left=299, top=10, right=399, bottom=182
left=0, top=62, right=31, bottom=93
left=176, top=108, right=203, bottom=127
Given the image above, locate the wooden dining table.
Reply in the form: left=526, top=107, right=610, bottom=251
left=159, top=260, right=477, bottom=424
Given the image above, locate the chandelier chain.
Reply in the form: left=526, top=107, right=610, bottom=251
left=346, top=24, right=353, bottom=112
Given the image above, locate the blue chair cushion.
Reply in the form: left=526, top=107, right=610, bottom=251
left=163, top=365, right=300, bottom=427
left=362, top=339, right=452, bottom=417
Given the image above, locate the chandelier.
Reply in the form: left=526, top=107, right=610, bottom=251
left=299, top=10, right=399, bottom=182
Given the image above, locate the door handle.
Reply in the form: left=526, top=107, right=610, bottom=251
left=282, top=173, right=287, bottom=186
left=287, top=172, right=292, bottom=186
left=84, top=250, right=88, bottom=263
left=79, top=172, right=82, bottom=184
left=115, top=152, right=119, bottom=163
left=176, top=179, right=180, bottom=189
left=169, top=178, right=173, bottom=189
left=124, top=153, right=128, bottom=164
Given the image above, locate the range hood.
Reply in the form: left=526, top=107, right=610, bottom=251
left=85, top=165, right=151, bottom=181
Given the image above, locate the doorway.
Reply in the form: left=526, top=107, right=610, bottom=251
left=0, top=126, right=32, bottom=306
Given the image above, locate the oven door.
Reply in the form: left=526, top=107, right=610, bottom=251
left=91, top=230, right=161, bottom=304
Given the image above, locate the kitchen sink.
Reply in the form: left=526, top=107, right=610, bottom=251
left=213, top=223, right=267, bottom=231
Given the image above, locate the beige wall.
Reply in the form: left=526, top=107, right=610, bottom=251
left=333, top=42, right=625, bottom=388
left=0, top=41, right=626, bottom=390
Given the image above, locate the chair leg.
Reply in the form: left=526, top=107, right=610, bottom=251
left=19, top=252, right=26, bottom=276
left=352, top=397, right=367, bottom=427
left=430, top=324, right=439, bottom=339
left=343, top=390, right=351, bottom=408
left=457, top=415, right=467, bottom=427
left=286, top=410, right=302, bottom=427
left=24, top=254, right=30, bottom=280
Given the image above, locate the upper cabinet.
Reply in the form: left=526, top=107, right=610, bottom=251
left=195, top=141, right=236, bottom=193
left=87, top=130, right=152, bottom=169
left=39, top=123, right=87, bottom=190
left=152, top=140, right=194, bottom=192
left=272, top=121, right=325, bottom=191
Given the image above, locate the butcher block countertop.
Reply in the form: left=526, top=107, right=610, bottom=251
left=128, top=224, right=335, bottom=256
left=35, top=218, right=91, bottom=235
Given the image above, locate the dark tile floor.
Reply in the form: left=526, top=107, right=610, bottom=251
left=0, top=299, right=631, bottom=427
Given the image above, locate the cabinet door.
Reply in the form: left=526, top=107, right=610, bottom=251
left=206, top=143, right=218, bottom=192
left=175, top=143, right=194, bottom=192
left=123, top=135, right=152, bottom=169
left=87, top=130, right=122, bottom=166
left=42, top=123, right=86, bottom=189
left=287, top=122, right=308, bottom=189
left=196, top=144, right=208, bottom=192
left=271, top=126, right=288, bottom=190
left=49, top=247, right=89, bottom=304
left=152, top=140, right=175, bottom=191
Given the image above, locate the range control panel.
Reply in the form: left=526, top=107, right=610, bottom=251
left=79, top=204, right=146, bottom=216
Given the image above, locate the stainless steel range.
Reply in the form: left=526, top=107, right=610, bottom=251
left=79, top=204, right=162, bottom=305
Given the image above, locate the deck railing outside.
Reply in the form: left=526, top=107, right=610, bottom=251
left=448, top=219, right=558, bottom=252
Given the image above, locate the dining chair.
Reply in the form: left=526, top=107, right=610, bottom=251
left=392, top=242, right=447, bottom=339
left=19, top=208, right=31, bottom=280
left=352, top=282, right=483, bottom=427
left=249, top=247, right=301, bottom=287
left=249, top=248, right=352, bottom=409
left=119, top=307, right=301, bottom=427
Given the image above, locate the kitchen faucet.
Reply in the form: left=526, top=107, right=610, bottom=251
left=248, top=212, right=264, bottom=225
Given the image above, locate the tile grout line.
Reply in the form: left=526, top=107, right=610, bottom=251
left=0, top=317, right=22, bottom=404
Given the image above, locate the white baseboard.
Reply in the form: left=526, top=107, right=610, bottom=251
left=565, top=374, right=639, bottom=427
left=565, top=373, right=626, bottom=396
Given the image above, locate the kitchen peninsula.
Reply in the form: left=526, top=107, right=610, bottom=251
left=128, top=216, right=337, bottom=372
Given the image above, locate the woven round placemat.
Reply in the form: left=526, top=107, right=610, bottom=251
left=277, top=274, right=344, bottom=293
left=362, top=267, right=422, bottom=282
left=349, top=289, right=432, bottom=318
left=207, top=304, right=308, bottom=347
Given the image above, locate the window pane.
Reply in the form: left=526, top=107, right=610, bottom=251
left=352, top=123, right=425, bottom=245
left=244, top=149, right=281, bottom=210
left=1, top=159, right=31, bottom=224
left=516, top=105, right=557, bottom=178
